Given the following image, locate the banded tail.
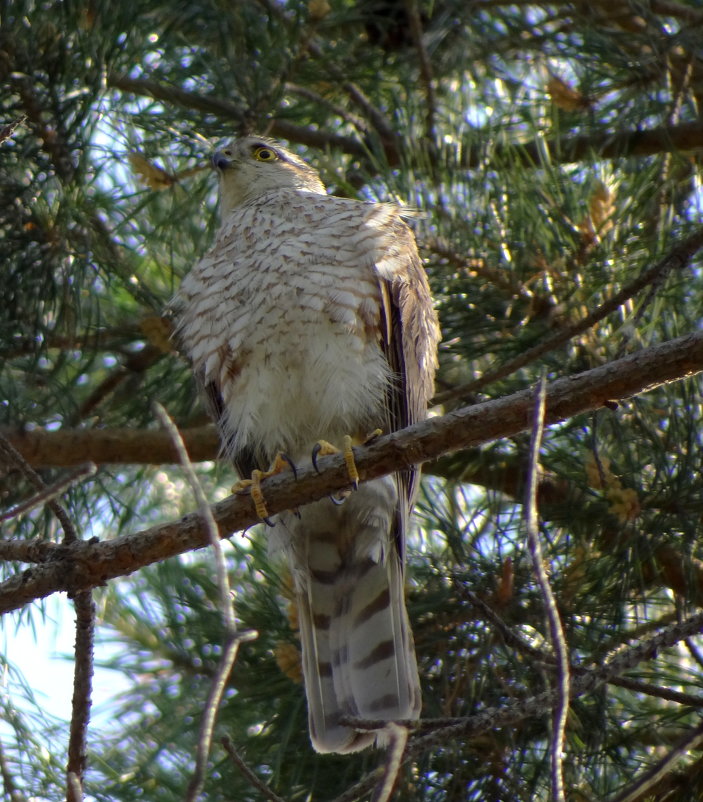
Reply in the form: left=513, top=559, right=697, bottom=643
left=275, top=477, right=421, bottom=753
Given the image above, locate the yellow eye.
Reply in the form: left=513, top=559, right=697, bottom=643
left=252, top=146, right=277, bottom=162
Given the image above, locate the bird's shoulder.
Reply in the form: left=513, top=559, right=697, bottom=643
left=228, top=188, right=406, bottom=230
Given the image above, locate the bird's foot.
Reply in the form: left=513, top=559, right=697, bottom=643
left=363, top=428, right=383, bottom=445
left=233, top=452, right=296, bottom=524
left=312, top=435, right=359, bottom=490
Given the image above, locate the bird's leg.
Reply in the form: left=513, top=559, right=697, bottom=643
left=233, top=452, right=296, bottom=524
left=312, top=436, right=358, bottom=489
left=311, top=430, right=382, bottom=490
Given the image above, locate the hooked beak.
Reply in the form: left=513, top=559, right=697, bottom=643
left=212, top=151, right=231, bottom=171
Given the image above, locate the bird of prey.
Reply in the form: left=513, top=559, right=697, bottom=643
left=173, top=135, right=439, bottom=753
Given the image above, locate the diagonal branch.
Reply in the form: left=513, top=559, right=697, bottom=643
left=0, top=330, right=702, bottom=613
left=107, top=73, right=703, bottom=169
left=434, top=225, right=703, bottom=404
left=335, top=608, right=703, bottom=802
left=605, top=720, right=703, bottom=802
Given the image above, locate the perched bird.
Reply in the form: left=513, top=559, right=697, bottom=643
left=173, top=135, right=439, bottom=753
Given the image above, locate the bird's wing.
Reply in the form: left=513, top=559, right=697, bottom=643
left=372, top=208, right=440, bottom=553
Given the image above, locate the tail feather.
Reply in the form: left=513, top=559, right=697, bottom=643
left=278, top=478, right=421, bottom=754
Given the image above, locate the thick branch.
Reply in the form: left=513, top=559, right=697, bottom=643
left=0, top=331, right=701, bottom=613
left=0, top=426, right=219, bottom=468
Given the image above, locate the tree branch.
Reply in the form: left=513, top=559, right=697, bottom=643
left=0, top=331, right=701, bottom=613
left=524, top=378, right=568, bottom=802
left=66, top=590, right=94, bottom=799
left=434, top=224, right=703, bottom=404
left=336, top=608, right=703, bottom=802
left=106, top=73, right=367, bottom=157
left=0, top=425, right=220, bottom=468
left=107, top=72, right=703, bottom=169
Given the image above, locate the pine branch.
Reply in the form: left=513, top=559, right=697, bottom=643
left=434, top=225, right=703, bottom=404
left=1, top=330, right=701, bottom=613
left=337, top=609, right=703, bottom=802
left=0, top=425, right=220, bottom=468
left=106, top=71, right=703, bottom=169
left=221, top=737, right=289, bottom=802
left=106, top=73, right=366, bottom=157
left=605, top=720, right=703, bottom=802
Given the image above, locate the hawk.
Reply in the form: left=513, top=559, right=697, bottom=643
left=173, top=136, right=439, bottom=753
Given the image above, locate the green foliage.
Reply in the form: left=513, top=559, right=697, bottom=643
left=2, top=0, right=703, bottom=799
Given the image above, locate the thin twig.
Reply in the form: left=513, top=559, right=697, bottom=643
left=0, top=737, right=26, bottom=802
left=152, top=404, right=259, bottom=802
left=0, top=432, right=94, bottom=798
left=424, top=236, right=529, bottom=301
left=329, top=608, right=703, bottom=802
left=0, top=434, right=80, bottom=542
left=403, top=0, right=436, bottom=140
left=462, top=586, right=703, bottom=707
left=67, top=591, right=95, bottom=799
left=305, top=40, right=397, bottom=144
left=184, top=631, right=257, bottom=802
left=285, top=83, right=368, bottom=133
left=433, top=225, right=703, bottom=405
left=152, top=403, right=236, bottom=633
left=220, top=736, right=289, bottom=802
left=607, top=676, right=703, bottom=707
left=0, top=463, right=96, bottom=522
left=684, top=636, right=703, bottom=671
left=371, top=723, right=408, bottom=802
left=0, top=116, right=25, bottom=145
left=605, top=719, right=703, bottom=802
left=524, top=376, right=569, bottom=802
left=461, top=586, right=547, bottom=661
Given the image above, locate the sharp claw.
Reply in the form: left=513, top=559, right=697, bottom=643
left=311, top=442, right=323, bottom=474
left=329, top=494, right=345, bottom=506
left=262, top=517, right=275, bottom=527
left=280, top=452, right=298, bottom=480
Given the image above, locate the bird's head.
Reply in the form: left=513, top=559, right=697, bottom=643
left=212, top=136, right=326, bottom=213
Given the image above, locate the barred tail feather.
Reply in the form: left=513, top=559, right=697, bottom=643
left=283, top=481, right=421, bottom=754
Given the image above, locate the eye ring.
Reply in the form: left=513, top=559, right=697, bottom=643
left=252, top=146, right=277, bottom=162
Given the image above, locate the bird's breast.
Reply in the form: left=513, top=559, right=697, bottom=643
left=180, top=250, right=391, bottom=462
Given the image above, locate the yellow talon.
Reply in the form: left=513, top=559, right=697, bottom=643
left=312, top=436, right=361, bottom=489
left=232, top=453, right=295, bottom=522
left=364, top=428, right=383, bottom=443
left=250, top=469, right=270, bottom=520
left=342, top=435, right=359, bottom=488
